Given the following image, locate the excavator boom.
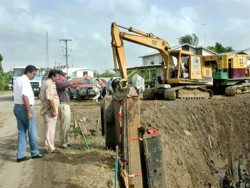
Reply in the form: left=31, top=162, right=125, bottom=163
left=111, top=22, right=171, bottom=84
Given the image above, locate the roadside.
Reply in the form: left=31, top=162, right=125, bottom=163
left=0, top=93, right=33, bottom=188
left=0, top=93, right=114, bottom=188
left=0, top=90, right=11, bottom=96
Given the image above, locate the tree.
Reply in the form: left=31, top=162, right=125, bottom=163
left=0, top=54, right=12, bottom=90
left=179, top=33, right=199, bottom=47
left=207, top=42, right=234, bottom=53
left=0, top=54, right=3, bottom=74
left=94, top=69, right=116, bottom=78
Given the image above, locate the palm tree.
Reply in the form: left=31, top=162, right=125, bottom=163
left=179, top=34, right=199, bottom=47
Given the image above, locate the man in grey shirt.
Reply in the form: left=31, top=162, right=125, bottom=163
left=56, top=70, right=90, bottom=148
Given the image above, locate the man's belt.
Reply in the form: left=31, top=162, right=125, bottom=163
left=15, top=104, right=34, bottom=106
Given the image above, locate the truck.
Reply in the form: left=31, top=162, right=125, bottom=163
left=12, top=66, right=42, bottom=97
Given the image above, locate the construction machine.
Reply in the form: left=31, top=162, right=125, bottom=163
left=203, top=54, right=250, bottom=96
left=111, top=22, right=213, bottom=100
left=102, top=22, right=172, bottom=188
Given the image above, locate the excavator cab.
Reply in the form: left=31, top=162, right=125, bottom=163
left=166, top=50, right=211, bottom=84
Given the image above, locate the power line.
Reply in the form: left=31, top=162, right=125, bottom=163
left=0, top=26, right=45, bottom=38
left=0, top=25, right=59, bottom=40
left=202, top=23, right=206, bottom=47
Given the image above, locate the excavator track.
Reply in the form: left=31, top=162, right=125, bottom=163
left=225, top=83, right=250, bottom=96
left=143, top=86, right=213, bottom=100
left=164, top=86, right=213, bottom=100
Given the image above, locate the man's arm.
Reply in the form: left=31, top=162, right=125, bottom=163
left=70, top=75, right=91, bottom=85
left=23, top=95, right=32, bottom=120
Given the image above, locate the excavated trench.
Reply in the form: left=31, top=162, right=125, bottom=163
left=140, top=94, right=250, bottom=188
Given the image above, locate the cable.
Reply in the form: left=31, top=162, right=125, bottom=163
left=0, top=25, right=59, bottom=40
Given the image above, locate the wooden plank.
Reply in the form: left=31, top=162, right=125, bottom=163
left=126, top=97, right=143, bottom=188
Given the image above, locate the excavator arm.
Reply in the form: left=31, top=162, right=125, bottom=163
left=111, top=22, right=171, bottom=85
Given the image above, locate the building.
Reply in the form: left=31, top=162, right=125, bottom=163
left=139, top=43, right=217, bottom=66
left=61, top=67, right=90, bottom=78
left=71, top=68, right=94, bottom=78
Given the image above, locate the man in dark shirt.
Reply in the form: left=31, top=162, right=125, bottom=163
left=56, top=70, right=90, bottom=148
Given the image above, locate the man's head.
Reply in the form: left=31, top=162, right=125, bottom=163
left=57, top=70, right=67, bottom=81
left=48, top=69, right=60, bottom=82
left=24, top=65, right=38, bottom=80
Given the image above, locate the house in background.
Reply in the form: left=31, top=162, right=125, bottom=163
left=61, top=67, right=94, bottom=78
left=140, top=43, right=217, bottom=66
left=70, top=68, right=94, bottom=78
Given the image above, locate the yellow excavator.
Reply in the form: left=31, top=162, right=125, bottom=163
left=103, top=22, right=215, bottom=188
left=111, top=22, right=213, bottom=99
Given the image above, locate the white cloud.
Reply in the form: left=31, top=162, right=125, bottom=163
left=1, top=0, right=250, bottom=72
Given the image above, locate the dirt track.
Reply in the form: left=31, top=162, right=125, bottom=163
left=0, top=93, right=114, bottom=188
left=0, top=92, right=249, bottom=188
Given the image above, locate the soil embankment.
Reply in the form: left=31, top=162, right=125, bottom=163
left=140, top=95, right=250, bottom=187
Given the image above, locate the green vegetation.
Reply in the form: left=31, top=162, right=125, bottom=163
left=0, top=90, right=11, bottom=95
left=179, top=33, right=199, bottom=47
left=94, top=69, right=117, bottom=78
left=207, top=42, right=234, bottom=53
left=178, top=34, right=234, bottom=54
left=0, top=54, right=12, bottom=91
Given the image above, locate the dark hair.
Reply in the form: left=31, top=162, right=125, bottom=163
left=48, top=69, right=58, bottom=78
left=56, top=69, right=66, bottom=76
left=24, top=65, right=38, bottom=74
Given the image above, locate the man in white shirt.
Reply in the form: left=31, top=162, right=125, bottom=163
left=132, top=73, right=145, bottom=95
left=13, top=65, right=43, bottom=162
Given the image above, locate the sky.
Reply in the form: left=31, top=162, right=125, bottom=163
left=0, top=0, right=250, bottom=72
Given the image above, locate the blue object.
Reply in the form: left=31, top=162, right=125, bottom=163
left=14, top=105, right=40, bottom=158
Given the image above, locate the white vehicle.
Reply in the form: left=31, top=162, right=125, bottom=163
left=12, top=66, right=42, bottom=97
left=71, top=68, right=94, bottom=79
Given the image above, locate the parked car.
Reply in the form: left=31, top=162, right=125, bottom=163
left=68, top=79, right=96, bottom=100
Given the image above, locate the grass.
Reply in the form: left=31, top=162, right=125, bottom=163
left=0, top=90, right=11, bottom=96
left=63, top=132, right=116, bottom=187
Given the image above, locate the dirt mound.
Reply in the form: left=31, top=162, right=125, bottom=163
left=140, top=95, right=250, bottom=187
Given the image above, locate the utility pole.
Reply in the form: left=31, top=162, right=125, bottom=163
left=202, top=23, right=206, bottom=47
left=59, top=39, right=72, bottom=78
left=46, top=31, right=49, bottom=68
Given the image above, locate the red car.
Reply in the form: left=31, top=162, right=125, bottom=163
left=68, top=79, right=96, bottom=100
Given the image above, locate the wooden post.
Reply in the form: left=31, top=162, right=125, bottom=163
left=126, top=97, right=143, bottom=188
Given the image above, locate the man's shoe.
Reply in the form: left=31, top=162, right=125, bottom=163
left=17, top=157, right=30, bottom=162
left=31, top=154, right=44, bottom=159
left=61, top=145, right=70, bottom=149
left=50, top=149, right=60, bottom=153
